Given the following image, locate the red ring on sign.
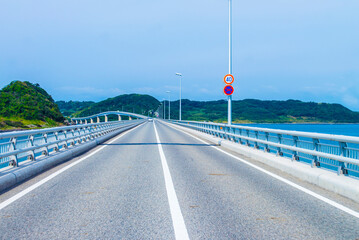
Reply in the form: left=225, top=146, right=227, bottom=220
left=223, top=74, right=234, bottom=85
left=223, top=85, right=234, bottom=96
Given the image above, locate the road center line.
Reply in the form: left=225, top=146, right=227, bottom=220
left=165, top=121, right=359, bottom=219
left=153, top=121, right=190, bottom=240
left=0, top=123, right=145, bottom=211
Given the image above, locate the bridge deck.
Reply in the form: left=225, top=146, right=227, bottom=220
left=0, top=120, right=358, bottom=239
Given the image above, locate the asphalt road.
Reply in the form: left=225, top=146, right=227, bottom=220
left=0, top=120, right=358, bottom=239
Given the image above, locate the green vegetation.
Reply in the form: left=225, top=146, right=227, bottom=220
left=56, top=100, right=95, bottom=117
left=1, top=79, right=357, bottom=131
left=0, top=81, right=65, bottom=130
left=72, top=94, right=160, bottom=117
left=161, top=99, right=359, bottom=123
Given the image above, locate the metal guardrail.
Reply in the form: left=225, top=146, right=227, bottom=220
left=0, top=120, right=144, bottom=170
left=172, top=120, right=359, bottom=178
left=71, top=111, right=147, bottom=122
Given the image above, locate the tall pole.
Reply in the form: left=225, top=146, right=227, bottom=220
left=228, top=0, right=232, bottom=126
left=180, top=75, right=182, bottom=121
left=176, top=73, right=182, bottom=121
left=163, top=99, right=165, bottom=119
left=169, top=93, right=171, bottom=120
left=166, top=91, right=171, bottom=120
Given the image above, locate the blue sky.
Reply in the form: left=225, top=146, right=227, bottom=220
left=0, top=0, right=358, bottom=110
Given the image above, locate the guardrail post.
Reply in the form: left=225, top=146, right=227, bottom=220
left=245, top=130, right=250, bottom=146
left=292, top=136, right=299, bottom=161
left=231, top=127, right=236, bottom=142
left=254, top=131, right=259, bottom=149
left=312, top=138, right=320, bottom=167
left=237, top=129, right=242, bottom=144
left=118, top=115, right=122, bottom=121
left=97, top=117, right=100, bottom=123
left=54, top=132, right=60, bottom=152
left=264, top=132, right=270, bottom=152
left=226, top=126, right=230, bottom=140
left=42, top=134, right=49, bottom=156
left=9, top=138, right=18, bottom=167
left=71, top=129, right=75, bottom=146
left=63, top=131, right=69, bottom=149
left=29, top=135, right=36, bottom=161
left=233, top=128, right=238, bottom=143
left=338, top=142, right=348, bottom=175
left=91, top=118, right=94, bottom=124
left=276, top=134, right=283, bottom=156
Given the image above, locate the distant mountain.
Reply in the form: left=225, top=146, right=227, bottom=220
left=161, top=99, right=359, bottom=123
left=0, top=81, right=65, bottom=129
left=72, top=94, right=160, bottom=117
left=56, top=100, right=95, bottom=117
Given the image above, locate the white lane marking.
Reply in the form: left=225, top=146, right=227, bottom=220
left=164, top=122, right=359, bottom=219
left=153, top=121, right=190, bottom=240
left=0, top=123, right=145, bottom=211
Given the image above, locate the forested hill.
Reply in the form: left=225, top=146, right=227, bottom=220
left=72, top=94, right=160, bottom=117
left=56, top=100, right=95, bottom=117
left=0, top=81, right=65, bottom=129
left=164, top=99, right=359, bottom=123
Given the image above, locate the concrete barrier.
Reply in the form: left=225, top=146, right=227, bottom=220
left=0, top=122, right=141, bottom=193
left=167, top=121, right=359, bottom=203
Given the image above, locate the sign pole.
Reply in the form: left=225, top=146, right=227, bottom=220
left=228, top=0, right=232, bottom=126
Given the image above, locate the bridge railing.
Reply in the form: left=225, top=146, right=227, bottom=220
left=0, top=120, right=144, bottom=170
left=171, top=120, right=359, bottom=178
left=71, top=111, right=147, bottom=124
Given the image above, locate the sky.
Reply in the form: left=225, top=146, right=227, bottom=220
left=0, top=0, right=358, bottom=110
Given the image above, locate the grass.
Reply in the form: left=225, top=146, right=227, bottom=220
left=0, top=117, right=63, bottom=131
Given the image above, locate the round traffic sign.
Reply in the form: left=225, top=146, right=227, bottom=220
left=223, top=85, right=234, bottom=96
left=224, top=74, right=234, bottom=85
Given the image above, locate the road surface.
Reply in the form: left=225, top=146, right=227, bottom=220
left=0, top=120, right=358, bottom=239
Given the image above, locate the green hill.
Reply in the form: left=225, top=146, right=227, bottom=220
left=0, top=81, right=65, bottom=129
left=160, top=99, right=359, bottom=123
left=56, top=100, right=95, bottom=117
left=72, top=94, right=160, bottom=117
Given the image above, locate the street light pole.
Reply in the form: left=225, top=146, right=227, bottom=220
left=176, top=73, right=182, bottom=121
left=166, top=91, right=171, bottom=120
left=228, top=0, right=232, bottom=126
left=163, top=99, right=165, bottom=119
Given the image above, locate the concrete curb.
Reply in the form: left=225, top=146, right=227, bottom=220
left=167, top=122, right=359, bottom=203
left=0, top=123, right=142, bottom=193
